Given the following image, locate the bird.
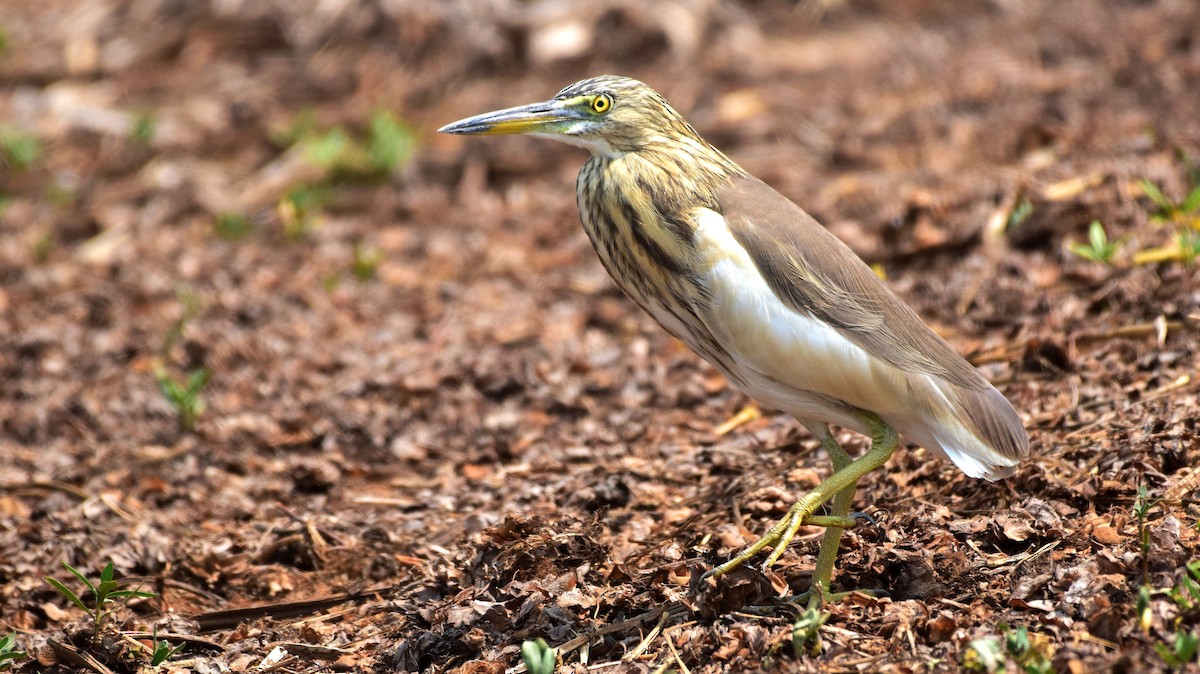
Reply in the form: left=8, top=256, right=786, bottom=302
left=438, top=75, right=1028, bottom=606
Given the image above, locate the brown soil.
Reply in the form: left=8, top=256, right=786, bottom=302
left=2, top=1, right=1200, bottom=672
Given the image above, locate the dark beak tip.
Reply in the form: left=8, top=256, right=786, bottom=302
left=438, top=119, right=491, bottom=136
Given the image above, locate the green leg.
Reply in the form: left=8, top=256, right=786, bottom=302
left=805, top=432, right=856, bottom=608
left=706, top=413, right=897, bottom=584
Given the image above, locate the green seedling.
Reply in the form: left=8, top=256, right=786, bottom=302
left=367, top=110, right=414, bottom=174
left=1069, top=220, right=1122, bottom=264
left=1134, top=483, right=1155, bottom=583
left=0, top=128, right=40, bottom=171
left=1135, top=175, right=1200, bottom=264
left=32, top=230, right=54, bottom=263
left=964, top=623, right=1051, bottom=671
left=1175, top=229, right=1200, bottom=264
left=214, top=212, right=253, bottom=240
left=1171, top=560, right=1200, bottom=613
left=963, top=625, right=1051, bottom=673
left=352, top=243, right=383, bottom=281
left=322, top=272, right=341, bottom=292
left=1007, top=195, right=1034, bottom=233
left=148, top=628, right=185, bottom=666
left=162, top=286, right=202, bottom=355
left=1141, top=178, right=1200, bottom=227
left=129, top=111, right=157, bottom=146
left=270, top=108, right=318, bottom=147
left=44, top=562, right=156, bottom=644
left=304, top=127, right=355, bottom=171
left=1156, top=630, right=1200, bottom=670
left=279, top=184, right=330, bottom=240
left=1143, top=558, right=1200, bottom=669
left=154, top=365, right=208, bottom=433
left=521, top=638, right=557, bottom=674
left=293, top=110, right=414, bottom=180
left=1138, top=584, right=1154, bottom=636
left=963, top=637, right=1004, bottom=673
left=0, top=633, right=26, bottom=671
left=1002, top=624, right=1052, bottom=674
left=791, top=605, right=828, bottom=658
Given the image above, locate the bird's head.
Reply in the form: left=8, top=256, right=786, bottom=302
left=438, top=75, right=699, bottom=157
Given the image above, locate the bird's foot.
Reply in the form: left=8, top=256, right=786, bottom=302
left=703, top=496, right=820, bottom=581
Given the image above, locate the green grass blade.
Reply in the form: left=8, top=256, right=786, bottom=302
left=1140, top=179, right=1174, bottom=211
left=44, top=577, right=89, bottom=613
left=1180, top=185, right=1200, bottom=214
left=62, top=562, right=97, bottom=599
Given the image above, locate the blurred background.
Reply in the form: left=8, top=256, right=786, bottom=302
left=2, top=1, right=1199, bottom=672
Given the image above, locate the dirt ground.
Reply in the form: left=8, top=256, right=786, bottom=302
left=2, top=0, right=1200, bottom=672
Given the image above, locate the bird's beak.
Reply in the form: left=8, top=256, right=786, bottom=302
left=437, top=99, right=579, bottom=136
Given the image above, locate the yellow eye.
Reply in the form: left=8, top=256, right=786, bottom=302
left=591, top=94, right=613, bottom=114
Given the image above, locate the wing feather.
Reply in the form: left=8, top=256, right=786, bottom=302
left=714, top=174, right=1029, bottom=469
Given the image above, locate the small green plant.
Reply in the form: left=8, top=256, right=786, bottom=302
left=32, top=230, right=55, bottom=262
left=44, top=562, right=156, bottom=644
left=1141, top=177, right=1200, bottom=227
left=322, top=272, right=342, bottom=292
left=162, top=286, right=202, bottom=355
left=352, top=243, right=383, bottom=281
left=1069, top=220, right=1122, bottom=263
left=963, top=636, right=1004, bottom=672
left=1007, top=195, right=1034, bottom=232
left=129, top=111, right=157, bottom=146
left=1138, top=584, right=1155, bottom=635
left=154, top=365, right=208, bottom=432
left=367, top=110, right=414, bottom=174
left=45, top=180, right=76, bottom=209
left=1171, top=560, right=1200, bottom=612
left=147, top=629, right=185, bottom=666
left=0, top=633, right=26, bottom=671
left=293, top=110, right=414, bottom=180
left=1175, top=229, right=1200, bottom=264
left=0, top=128, right=40, bottom=171
left=304, top=127, right=354, bottom=170
left=1003, top=624, right=1052, bottom=674
left=963, top=625, right=1051, bottom=673
left=279, top=184, right=330, bottom=240
left=1152, top=560, right=1200, bottom=669
left=214, top=212, right=253, bottom=240
left=1156, top=630, right=1200, bottom=670
left=791, top=605, right=828, bottom=657
left=1135, top=161, right=1200, bottom=264
left=269, top=108, right=318, bottom=148
left=1134, top=483, right=1156, bottom=583
left=521, top=638, right=557, bottom=674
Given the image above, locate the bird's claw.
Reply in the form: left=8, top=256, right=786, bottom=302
left=848, top=510, right=878, bottom=527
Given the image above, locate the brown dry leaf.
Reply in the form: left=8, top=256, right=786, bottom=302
left=1092, top=524, right=1121, bottom=545
left=993, top=513, right=1036, bottom=542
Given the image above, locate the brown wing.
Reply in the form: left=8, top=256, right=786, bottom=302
left=716, top=173, right=989, bottom=392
